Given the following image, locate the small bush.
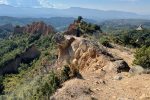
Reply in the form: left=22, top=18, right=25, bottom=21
left=61, top=65, right=71, bottom=82
left=134, top=46, right=150, bottom=69
left=40, top=71, right=60, bottom=98
left=99, top=36, right=112, bottom=48
left=18, top=63, right=29, bottom=71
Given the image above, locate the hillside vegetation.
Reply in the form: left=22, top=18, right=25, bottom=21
left=0, top=17, right=149, bottom=100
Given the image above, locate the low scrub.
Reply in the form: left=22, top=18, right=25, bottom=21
left=99, top=36, right=112, bottom=48
left=134, top=46, right=150, bottom=69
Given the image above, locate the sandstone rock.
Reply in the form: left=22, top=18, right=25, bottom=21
left=55, top=34, right=130, bottom=75
left=14, top=21, right=55, bottom=35
left=24, top=21, right=55, bottom=35
left=103, top=60, right=130, bottom=73
left=91, top=96, right=98, bottom=100
left=114, top=75, right=122, bottom=80
left=117, top=97, right=134, bottom=100
left=139, top=94, right=150, bottom=100
left=50, top=96, right=56, bottom=100
left=114, top=60, right=130, bottom=73
left=64, top=18, right=103, bottom=37
left=65, top=22, right=83, bottom=36
left=129, top=65, right=144, bottom=74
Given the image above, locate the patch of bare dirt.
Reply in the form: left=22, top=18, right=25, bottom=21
left=107, top=44, right=135, bottom=66
left=51, top=71, right=150, bottom=100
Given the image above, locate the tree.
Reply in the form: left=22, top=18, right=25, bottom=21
left=77, top=16, right=83, bottom=22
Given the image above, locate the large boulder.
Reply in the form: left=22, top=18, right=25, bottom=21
left=129, top=65, right=145, bottom=74
left=103, top=60, right=130, bottom=73
left=114, top=60, right=130, bottom=73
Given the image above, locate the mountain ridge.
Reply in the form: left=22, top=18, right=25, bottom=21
left=0, top=4, right=149, bottom=20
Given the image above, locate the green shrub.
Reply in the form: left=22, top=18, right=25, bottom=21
left=19, top=63, right=29, bottom=71
left=61, top=65, right=71, bottom=82
left=40, top=71, right=60, bottom=99
left=134, top=46, right=150, bottom=69
left=99, top=36, right=112, bottom=48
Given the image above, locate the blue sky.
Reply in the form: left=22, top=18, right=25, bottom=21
left=0, top=0, right=149, bottom=14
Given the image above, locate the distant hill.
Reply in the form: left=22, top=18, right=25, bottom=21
left=0, top=16, right=75, bottom=28
left=0, top=24, right=14, bottom=38
left=0, top=4, right=149, bottom=20
left=101, top=19, right=150, bottom=27
left=0, top=16, right=96, bottom=31
left=0, top=16, right=96, bottom=38
left=100, top=19, right=150, bottom=34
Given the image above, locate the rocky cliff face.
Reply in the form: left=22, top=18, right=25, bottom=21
left=14, top=21, right=55, bottom=35
left=54, top=34, right=130, bottom=73
left=65, top=22, right=83, bottom=36
left=0, top=45, right=40, bottom=75
left=23, top=21, right=55, bottom=35
left=64, top=20, right=103, bottom=38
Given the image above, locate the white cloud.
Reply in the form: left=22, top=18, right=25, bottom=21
left=38, top=0, right=53, bottom=8
left=0, top=0, right=8, bottom=4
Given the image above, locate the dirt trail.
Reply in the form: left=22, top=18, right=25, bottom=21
left=107, top=44, right=135, bottom=66
left=52, top=71, right=150, bottom=100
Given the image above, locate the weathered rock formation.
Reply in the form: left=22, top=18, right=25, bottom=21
left=51, top=34, right=132, bottom=100
left=0, top=45, right=40, bottom=75
left=64, top=20, right=103, bottom=38
left=14, top=21, right=55, bottom=35
left=54, top=33, right=130, bottom=73
left=65, top=22, right=83, bottom=36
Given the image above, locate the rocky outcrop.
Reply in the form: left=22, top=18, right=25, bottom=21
left=103, top=60, right=130, bottom=73
left=14, top=21, right=55, bottom=35
left=65, top=22, right=83, bottom=36
left=54, top=34, right=130, bottom=73
left=0, top=45, right=40, bottom=75
left=23, top=21, right=55, bottom=35
left=64, top=19, right=103, bottom=37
